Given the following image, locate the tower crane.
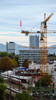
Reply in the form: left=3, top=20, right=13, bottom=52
left=21, top=13, right=56, bottom=76
left=40, top=13, right=54, bottom=76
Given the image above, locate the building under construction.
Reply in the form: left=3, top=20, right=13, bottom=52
left=21, top=12, right=55, bottom=76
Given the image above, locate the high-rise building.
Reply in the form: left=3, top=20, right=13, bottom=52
left=6, top=42, right=16, bottom=54
left=29, top=35, right=39, bottom=48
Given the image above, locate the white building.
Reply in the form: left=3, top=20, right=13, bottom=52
left=29, top=61, right=40, bottom=70
left=29, top=61, right=54, bottom=74
left=19, top=49, right=40, bottom=66
left=6, top=42, right=16, bottom=54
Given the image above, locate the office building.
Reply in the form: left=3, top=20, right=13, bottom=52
left=6, top=42, right=16, bottom=54
left=19, top=49, right=40, bottom=66
left=29, top=35, right=39, bottom=48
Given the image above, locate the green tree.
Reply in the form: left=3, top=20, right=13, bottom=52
left=22, top=59, right=31, bottom=68
left=15, top=91, right=32, bottom=100
left=0, top=77, right=7, bottom=100
left=0, top=77, right=4, bottom=83
left=11, top=59, right=18, bottom=68
left=14, top=55, right=19, bottom=64
left=0, top=83, right=7, bottom=100
left=8, top=53, right=15, bottom=59
left=8, top=54, right=19, bottom=65
left=35, top=75, right=52, bottom=87
left=22, top=91, right=32, bottom=100
left=0, top=56, right=18, bottom=71
left=15, top=92, right=22, bottom=100
left=0, top=52, right=8, bottom=58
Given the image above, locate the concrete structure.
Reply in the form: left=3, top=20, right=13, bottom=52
left=29, top=61, right=40, bottom=70
left=6, top=42, right=16, bottom=54
left=19, top=49, right=40, bottom=66
left=29, top=62, right=54, bottom=74
left=29, top=35, right=39, bottom=48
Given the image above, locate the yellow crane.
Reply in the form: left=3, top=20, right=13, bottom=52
left=40, top=13, right=54, bottom=76
left=21, top=13, right=56, bottom=76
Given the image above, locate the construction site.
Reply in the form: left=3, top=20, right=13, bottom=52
left=1, top=13, right=56, bottom=100
left=1, top=0, right=56, bottom=100
left=20, top=13, right=56, bottom=99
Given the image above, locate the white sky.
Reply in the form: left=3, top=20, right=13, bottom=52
left=0, top=0, right=56, bottom=46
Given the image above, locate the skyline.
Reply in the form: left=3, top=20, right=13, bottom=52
left=0, top=0, right=56, bottom=46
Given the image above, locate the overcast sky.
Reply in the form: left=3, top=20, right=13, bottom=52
left=0, top=0, right=56, bottom=46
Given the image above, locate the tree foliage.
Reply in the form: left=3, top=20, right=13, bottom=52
left=8, top=54, right=19, bottom=66
left=0, top=77, right=7, bottom=100
left=35, top=75, right=52, bottom=87
left=8, top=53, right=14, bottom=59
left=0, top=83, right=7, bottom=100
left=0, top=56, right=18, bottom=71
left=0, top=77, right=4, bottom=83
left=15, top=92, right=22, bottom=100
left=0, top=52, right=8, bottom=58
left=22, top=59, right=31, bottom=68
left=0, top=52, right=19, bottom=65
left=14, top=55, right=19, bottom=63
left=15, top=91, right=32, bottom=100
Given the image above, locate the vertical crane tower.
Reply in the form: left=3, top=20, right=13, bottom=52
left=40, top=13, right=54, bottom=76
left=21, top=13, right=54, bottom=76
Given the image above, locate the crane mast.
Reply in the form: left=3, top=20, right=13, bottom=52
left=40, top=13, right=53, bottom=76
left=40, top=14, right=47, bottom=76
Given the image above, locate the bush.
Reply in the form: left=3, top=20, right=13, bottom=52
left=15, top=91, right=32, bottom=100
